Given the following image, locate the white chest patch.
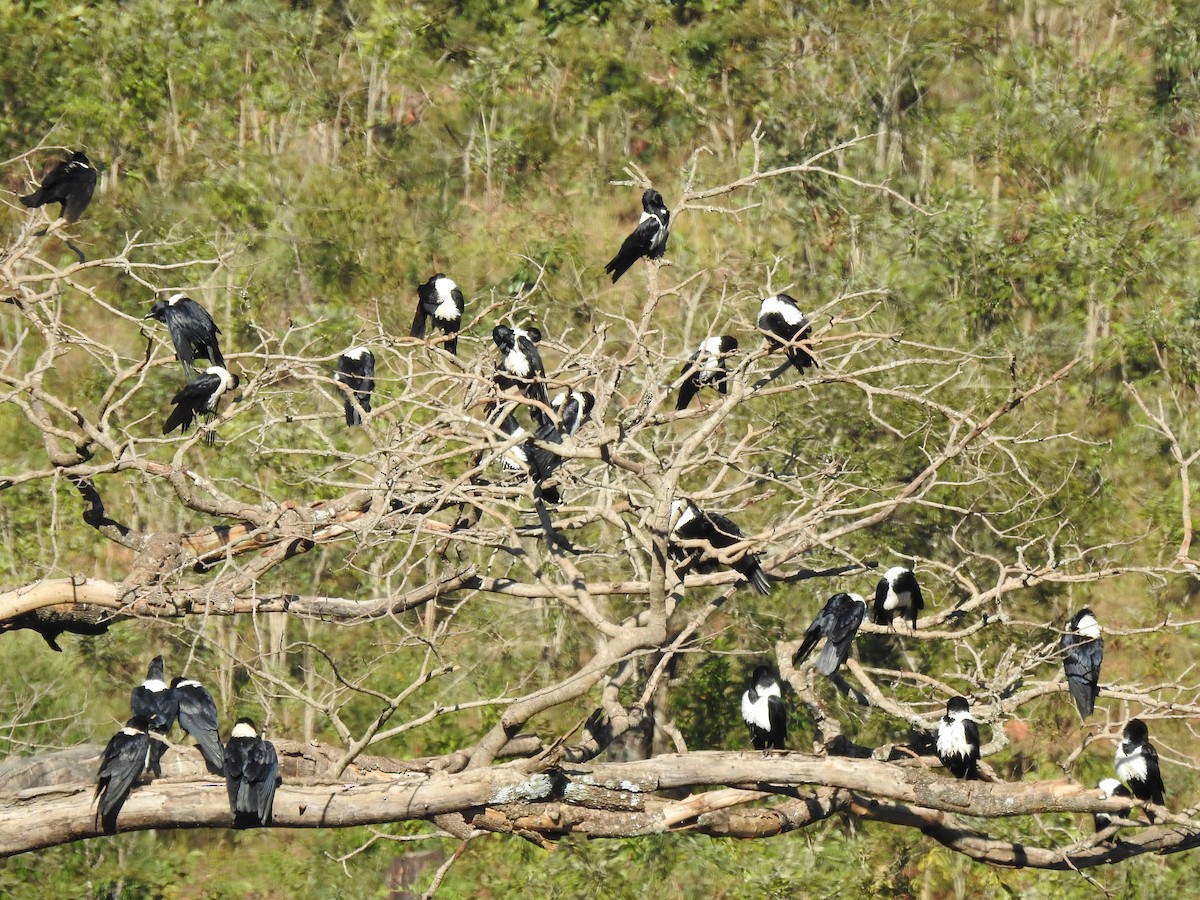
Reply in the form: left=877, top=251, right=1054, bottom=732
left=937, top=715, right=973, bottom=758
left=433, top=279, right=460, bottom=321
left=1115, top=744, right=1148, bottom=782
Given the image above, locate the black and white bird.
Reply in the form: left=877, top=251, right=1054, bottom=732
left=493, top=325, right=549, bottom=423
left=741, top=666, right=787, bottom=752
left=162, top=366, right=239, bottom=445
left=1114, top=718, right=1165, bottom=822
left=335, top=346, right=375, bottom=427
left=20, top=149, right=98, bottom=224
left=794, top=592, right=867, bottom=676
left=144, top=294, right=225, bottom=373
left=1061, top=608, right=1103, bottom=719
left=872, top=566, right=925, bottom=630
left=496, top=412, right=565, bottom=504
left=551, top=389, right=595, bottom=436
left=411, top=273, right=465, bottom=355
left=677, top=336, right=738, bottom=411
left=668, top=499, right=771, bottom=595
left=1094, top=777, right=1133, bottom=833
left=130, top=656, right=178, bottom=777
left=95, top=716, right=151, bottom=833
left=757, top=293, right=817, bottom=371
left=935, top=696, right=981, bottom=780
left=604, top=188, right=670, bottom=283
left=225, top=718, right=281, bottom=828
left=171, top=677, right=224, bottom=775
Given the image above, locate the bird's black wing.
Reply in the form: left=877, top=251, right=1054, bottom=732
left=1142, top=742, right=1166, bottom=806
left=1061, top=632, right=1103, bottom=718
left=605, top=217, right=661, bottom=283
left=61, top=164, right=97, bottom=224
left=130, top=686, right=178, bottom=734
left=676, top=352, right=701, bottom=411
left=963, top=719, right=981, bottom=764
left=815, top=596, right=865, bottom=674
left=871, top=578, right=891, bottom=626
left=176, top=685, right=225, bottom=775
left=166, top=301, right=223, bottom=371
left=411, top=282, right=434, bottom=339
left=766, top=695, right=787, bottom=750
left=904, top=575, right=925, bottom=627
left=516, top=333, right=549, bottom=416
left=336, top=353, right=375, bottom=426
left=95, top=730, right=149, bottom=830
left=163, top=373, right=220, bottom=435
left=794, top=612, right=827, bottom=665
left=239, top=739, right=280, bottom=825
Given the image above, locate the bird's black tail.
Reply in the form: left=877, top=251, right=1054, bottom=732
left=19, top=190, right=43, bottom=209
left=162, top=405, right=194, bottom=436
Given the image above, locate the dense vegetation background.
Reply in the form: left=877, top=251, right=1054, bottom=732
left=3, top=0, right=1200, bottom=896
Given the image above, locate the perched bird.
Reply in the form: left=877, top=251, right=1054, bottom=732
left=794, top=592, right=867, bottom=675
left=225, top=718, right=281, bottom=828
left=605, top=188, right=670, bottom=283
left=144, top=294, right=225, bottom=373
left=411, top=273, right=465, bottom=355
left=741, top=666, right=787, bottom=752
left=493, top=325, right=549, bottom=423
left=95, top=716, right=151, bottom=833
left=872, top=566, right=925, bottom=630
left=1115, top=718, right=1165, bottom=822
left=668, top=499, right=771, bottom=595
left=335, top=346, right=375, bottom=427
left=130, top=656, right=178, bottom=777
left=551, top=389, right=595, bottom=436
left=1061, top=608, right=1103, bottom=719
left=496, top=412, right=565, bottom=504
left=162, top=366, right=239, bottom=445
left=171, top=677, right=225, bottom=775
left=1094, top=777, right=1133, bottom=833
left=20, top=150, right=98, bottom=224
left=757, top=293, right=817, bottom=371
left=936, top=696, right=981, bottom=779
left=677, top=336, right=738, bottom=411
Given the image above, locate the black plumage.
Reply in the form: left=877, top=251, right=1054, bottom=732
left=95, top=716, right=151, bottom=833
left=668, top=499, right=771, bottom=595
left=497, top=412, right=566, bottom=504
left=677, top=336, right=738, bottom=411
left=741, top=666, right=787, bottom=752
left=162, top=366, right=239, bottom=446
left=336, top=346, right=375, bottom=427
left=20, top=150, right=97, bottom=224
left=936, top=696, right=981, bottom=780
left=225, top=718, right=281, bottom=827
left=493, top=325, right=549, bottom=424
left=1115, top=718, right=1165, bottom=822
left=144, top=294, right=225, bottom=373
left=411, top=273, right=465, bottom=355
left=794, top=592, right=867, bottom=675
left=171, top=677, right=225, bottom=775
left=604, top=188, right=670, bottom=283
left=129, top=655, right=178, bottom=777
left=872, top=566, right=925, bottom=629
left=551, top=389, right=595, bottom=436
left=757, top=293, right=817, bottom=371
left=1061, top=608, right=1103, bottom=719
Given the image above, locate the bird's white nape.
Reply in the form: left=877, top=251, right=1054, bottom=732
left=231, top=721, right=258, bottom=739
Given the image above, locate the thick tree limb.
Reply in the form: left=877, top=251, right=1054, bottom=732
left=0, top=749, right=1185, bottom=865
